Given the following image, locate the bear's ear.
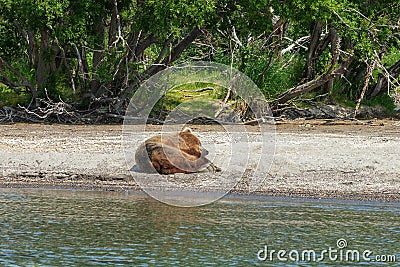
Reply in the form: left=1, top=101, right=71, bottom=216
left=182, top=127, right=192, bottom=133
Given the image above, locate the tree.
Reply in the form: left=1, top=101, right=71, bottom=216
left=0, top=0, right=73, bottom=106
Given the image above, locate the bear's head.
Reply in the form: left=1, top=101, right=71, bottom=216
left=178, top=127, right=208, bottom=158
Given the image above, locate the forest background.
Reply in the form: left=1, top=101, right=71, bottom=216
left=0, top=0, right=399, bottom=123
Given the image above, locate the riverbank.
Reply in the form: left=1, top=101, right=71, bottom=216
left=0, top=119, right=399, bottom=202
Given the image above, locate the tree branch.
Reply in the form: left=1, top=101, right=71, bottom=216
left=369, top=54, right=400, bottom=97
left=0, top=57, right=34, bottom=91
left=163, top=27, right=202, bottom=65
left=135, top=34, right=158, bottom=58
left=271, top=56, right=353, bottom=108
left=114, top=28, right=202, bottom=112
left=144, top=27, right=202, bottom=76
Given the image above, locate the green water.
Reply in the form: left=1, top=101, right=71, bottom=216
left=0, top=189, right=398, bottom=266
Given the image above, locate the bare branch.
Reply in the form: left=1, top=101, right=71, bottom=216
left=17, top=89, right=77, bottom=122
left=108, top=0, right=126, bottom=48
left=281, top=36, right=310, bottom=55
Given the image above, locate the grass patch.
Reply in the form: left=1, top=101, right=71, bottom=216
left=150, top=82, right=227, bottom=119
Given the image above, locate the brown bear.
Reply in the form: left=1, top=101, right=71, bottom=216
left=135, top=127, right=220, bottom=174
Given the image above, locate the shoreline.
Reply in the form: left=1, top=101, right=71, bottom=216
left=1, top=186, right=399, bottom=205
left=1, top=176, right=398, bottom=202
left=1, top=185, right=398, bottom=203
left=1, top=120, right=399, bottom=202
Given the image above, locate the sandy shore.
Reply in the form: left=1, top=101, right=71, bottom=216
left=0, top=120, right=399, bottom=202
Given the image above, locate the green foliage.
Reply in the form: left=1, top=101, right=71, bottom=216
left=261, top=59, right=305, bottom=99
left=331, top=80, right=357, bottom=108
left=131, top=0, right=216, bottom=38
left=0, top=84, right=30, bottom=107
left=382, top=49, right=400, bottom=68
left=0, top=0, right=399, bottom=115
left=365, top=94, right=396, bottom=111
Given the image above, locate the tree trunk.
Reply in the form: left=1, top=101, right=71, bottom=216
left=35, top=31, right=57, bottom=106
left=322, top=28, right=340, bottom=95
left=36, top=31, right=50, bottom=94
left=27, top=31, right=38, bottom=68
left=35, top=31, right=61, bottom=103
left=306, top=21, right=323, bottom=80
left=108, top=0, right=119, bottom=47
left=90, top=22, right=105, bottom=97
left=80, top=46, right=90, bottom=94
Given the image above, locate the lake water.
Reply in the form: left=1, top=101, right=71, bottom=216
left=0, top=189, right=398, bottom=266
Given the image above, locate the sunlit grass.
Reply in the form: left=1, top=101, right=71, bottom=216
left=150, top=82, right=228, bottom=119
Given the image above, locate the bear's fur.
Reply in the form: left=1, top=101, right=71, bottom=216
left=135, top=128, right=220, bottom=174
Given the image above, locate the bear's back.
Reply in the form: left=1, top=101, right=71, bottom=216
left=134, top=128, right=207, bottom=174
